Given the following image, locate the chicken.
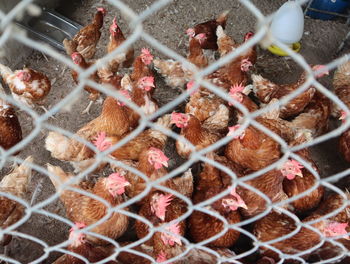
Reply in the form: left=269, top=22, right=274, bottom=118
left=289, top=91, right=331, bottom=137
left=171, top=112, right=223, bottom=158
left=236, top=169, right=289, bottom=218
left=123, top=74, right=158, bottom=128
left=305, top=192, right=350, bottom=263
left=216, top=26, right=257, bottom=65
left=251, top=65, right=329, bottom=119
left=99, top=114, right=172, bottom=161
left=188, top=153, right=243, bottom=247
left=282, top=131, right=324, bottom=213
left=99, top=17, right=134, bottom=75
left=333, top=60, right=350, bottom=162
left=52, top=223, right=118, bottom=264
left=111, top=148, right=192, bottom=201
left=47, top=164, right=129, bottom=245
left=117, top=242, right=237, bottom=264
left=186, top=10, right=229, bottom=50
left=130, top=48, right=154, bottom=83
left=0, top=63, right=51, bottom=108
left=254, top=192, right=350, bottom=262
left=153, top=34, right=208, bottom=89
left=135, top=196, right=187, bottom=260
left=225, top=119, right=286, bottom=171
left=0, top=156, right=33, bottom=246
left=45, top=96, right=131, bottom=172
left=70, top=52, right=102, bottom=114
left=0, top=84, right=22, bottom=152
left=63, top=7, right=106, bottom=59
left=185, top=82, right=229, bottom=133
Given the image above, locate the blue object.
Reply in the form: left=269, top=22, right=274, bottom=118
left=307, top=0, right=350, bottom=20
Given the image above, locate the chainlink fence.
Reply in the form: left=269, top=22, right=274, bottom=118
left=0, top=0, right=350, bottom=263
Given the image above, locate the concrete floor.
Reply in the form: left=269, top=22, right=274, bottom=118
left=1, top=0, right=350, bottom=263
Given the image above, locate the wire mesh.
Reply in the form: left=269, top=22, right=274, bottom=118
left=0, top=0, right=350, bottom=263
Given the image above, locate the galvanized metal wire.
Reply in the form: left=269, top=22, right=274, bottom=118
left=0, top=0, right=350, bottom=263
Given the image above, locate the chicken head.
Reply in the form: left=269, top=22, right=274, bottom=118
left=170, top=112, right=190, bottom=128
left=106, top=172, right=130, bottom=197
left=147, top=147, right=169, bottom=170
left=141, top=48, right=153, bottom=65
left=150, top=193, right=173, bottom=221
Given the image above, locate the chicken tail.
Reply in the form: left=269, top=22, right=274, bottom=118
left=202, top=104, right=229, bottom=132
left=260, top=98, right=280, bottom=120
left=333, top=60, right=350, bottom=89
left=251, top=74, right=279, bottom=103
left=153, top=59, right=188, bottom=88
left=46, top=163, right=72, bottom=190
left=45, top=131, right=74, bottom=160
left=63, top=38, right=77, bottom=56
left=0, top=63, right=14, bottom=81
left=121, top=74, right=134, bottom=92
left=167, top=168, right=193, bottom=198
left=216, top=25, right=235, bottom=57
left=216, top=10, right=229, bottom=27
left=0, top=156, right=33, bottom=196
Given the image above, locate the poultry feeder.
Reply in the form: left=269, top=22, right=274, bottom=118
left=15, top=7, right=82, bottom=51
left=268, top=1, right=304, bottom=56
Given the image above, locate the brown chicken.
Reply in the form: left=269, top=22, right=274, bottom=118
left=135, top=193, right=187, bottom=260
left=289, top=91, right=331, bottom=137
left=101, top=114, right=172, bottom=161
left=236, top=169, right=289, bottom=218
left=52, top=223, right=118, bottom=264
left=282, top=131, right=324, bottom=213
left=153, top=33, right=210, bottom=89
left=0, top=84, right=22, bottom=152
left=306, top=192, right=350, bottom=263
left=333, top=60, right=350, bottom=162
left=225, top=119, right=286, bottom=171
left=130, top=48, right=154, bottom=83
left=188, top=153, right=243, bottom=248
left=185, top=82, right=229, bottom=133
left=0, top=64, right=51, bottom=108
left=47, top=164, right=129, bottom=245
left=117, top=242, right=237, bottom=264
left=70, top=52, right=102, bottom=114
left=111, top=147, right=192, bottom=201
left=216, top=26, right=257, bottom=65
left=254, top=191, right=350, bottom=263
left=98, top=17, right=134, bottom=77
left=0, top=156, right=33, bottom=246
left=63, top=7, right=106, bottom=59
left=186, top=10, right=229, bottom=50
left=171, top=112, right=223, bottom=158
left=119, top=74, right=158, bottom=129
left=45, top=96, right=131, bottom=172
left=251, top=65, right=329, bottom=119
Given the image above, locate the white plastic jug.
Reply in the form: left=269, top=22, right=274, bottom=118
left=270, top=1, right=304, bottom=44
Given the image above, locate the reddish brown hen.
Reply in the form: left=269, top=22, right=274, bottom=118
left=63, top=7, right=106, bottom=59
left=0, top=156, right=33, bottom=246
left=186, top=10, right=229, bottom=50
left=0, top=84, right=22, bottom=152
left=252, top=65, right=329, bottom=119
left=333, top=60, right=350, bottom=162
left=0, top=64, right=51, bottom=108
left=188, top=153, right=243, bottom=248
left=52, top=223, right=118, bottom=264
left=47, top=165, right=129, bottom=245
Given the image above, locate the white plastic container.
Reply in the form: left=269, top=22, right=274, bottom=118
left=270, top=1, right=304, bottom=44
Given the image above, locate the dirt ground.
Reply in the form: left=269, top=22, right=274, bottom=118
left=1, top=0, right=350, bottom=263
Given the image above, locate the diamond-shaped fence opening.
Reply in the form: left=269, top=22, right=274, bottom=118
left=0, top=0, right=350, bottom=263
